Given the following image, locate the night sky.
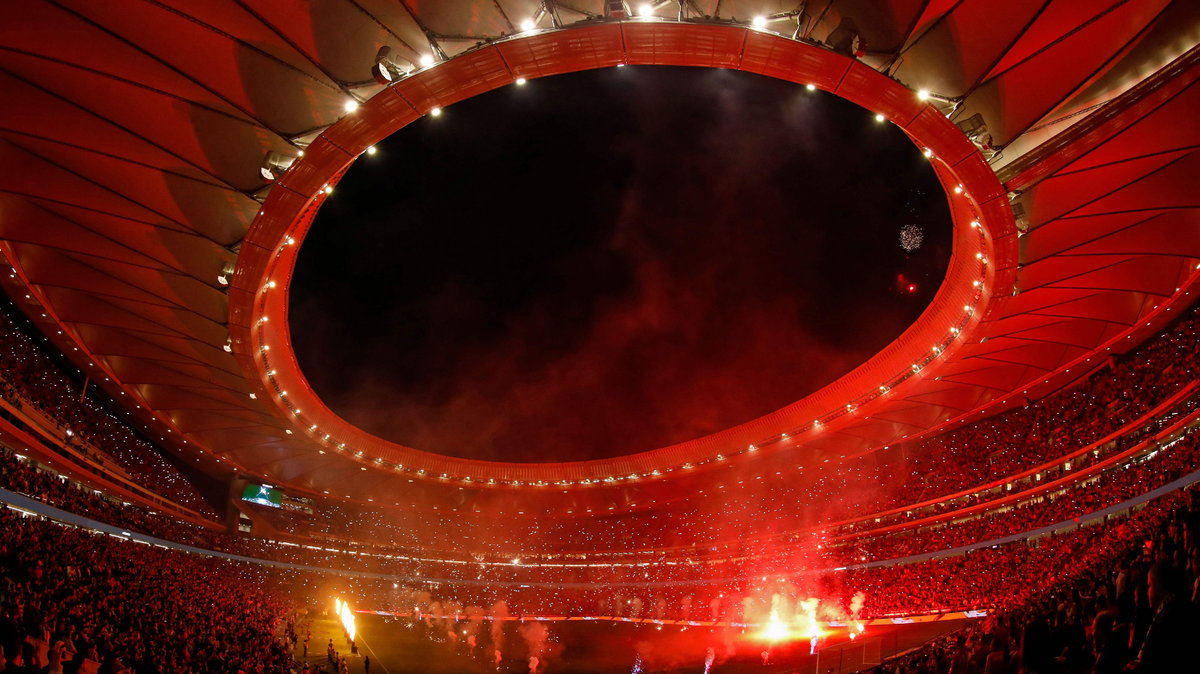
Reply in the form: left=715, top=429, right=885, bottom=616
left=291, top=66, right=950, bottom=462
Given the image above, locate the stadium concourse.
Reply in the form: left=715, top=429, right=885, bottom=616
left=2, top=1, right=1200, bottom=673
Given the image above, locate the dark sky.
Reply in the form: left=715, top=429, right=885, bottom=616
left=291, top=66, right=950, bottom=462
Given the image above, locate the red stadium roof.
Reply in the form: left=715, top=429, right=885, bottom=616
left=0, top=1, right=1197, bottom=507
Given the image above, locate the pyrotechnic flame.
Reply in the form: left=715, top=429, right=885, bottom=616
left=336, top=598, right=356, bottom=642
left=800, top=597, right=822, bottom=639
left=761, top=609, right=790, bottom=641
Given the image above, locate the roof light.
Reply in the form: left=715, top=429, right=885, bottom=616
left=637, top=3, right=653, bottom=16
left=874, top=113, right=885, bottom=122
left=917, top=90, right=930, bottom=101
left=806, top=83, right=816, bottom=91
left=366, top=146, right=376, bottom=155
left=343, top=99, right=359, bottom=113
left=752, top=16, right=767, bottom=28
left=419, top=54, right=435, bottom=68
left=430, top=107, right=442, bottom=117
left=520, top=18, right=535, bottom=31
left=515, top=77, right=527, bottom=86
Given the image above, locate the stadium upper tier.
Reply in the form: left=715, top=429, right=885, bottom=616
left=0, top=1, right=1197, bottom=512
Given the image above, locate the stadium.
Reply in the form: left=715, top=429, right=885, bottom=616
left=1, top=1, right=1199, bottom=672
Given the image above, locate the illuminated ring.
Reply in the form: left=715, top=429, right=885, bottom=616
left=230, top=20, right=1016, bottom=486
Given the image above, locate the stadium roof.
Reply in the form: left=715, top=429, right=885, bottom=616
left=0, top=0, right=1197, bottom=508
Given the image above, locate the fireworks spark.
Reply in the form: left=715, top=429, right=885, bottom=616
left=900, top=223, right=924, bottom=251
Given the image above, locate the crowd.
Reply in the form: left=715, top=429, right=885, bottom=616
left=0, top=448, right=216, bottom=540
left=295, top=487, right=1200, bottom=629
left=836, top=429, right=1200, bottom=564
left=0, top=306, right=216, bottom=517
left=872, top=487, right=1200, bottom=673
left=0, top=508, right=302, bottom=673
left=2, top=471, right=1196, bottom=672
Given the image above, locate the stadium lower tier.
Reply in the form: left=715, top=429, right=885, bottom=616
left=3, top=484, right=1198, bottom=673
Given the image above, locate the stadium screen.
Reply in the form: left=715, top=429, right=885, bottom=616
left=241, top=483, right=283, bottom=508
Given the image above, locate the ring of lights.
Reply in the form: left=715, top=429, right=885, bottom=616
left=231, top=20, right=1017, bottom=486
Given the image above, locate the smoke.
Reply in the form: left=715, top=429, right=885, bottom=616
left=519, top=621, right=558, bottom=672
left=426, top=601, right=440, bottom=628
left=850, top=591, right=866, bottom=619
left=464, top=605, right=484, bottom=652
left=797, top=597, right=821, bottom=637
left=628, top=596, right=643, bottom=620
left=295, top=67, right=947, bottom=463
left=442, top=599, right=460, bottom=640
left=491, top=601, right=508, bottom=654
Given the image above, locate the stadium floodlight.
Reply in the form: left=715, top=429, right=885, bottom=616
left=371, top=46, right=409, bottom=85
left=371, top=61, right=393, bottom=84
left=259, top=151, right=297, bottom=181
left=914, top=88, right=959, bottom=105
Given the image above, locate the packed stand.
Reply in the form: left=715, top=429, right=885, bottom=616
left=0, top=508, right=302, bottom=673
left=869, top=487, right=1200, bottom=673
left=0, top=306, right=216, bottom=518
